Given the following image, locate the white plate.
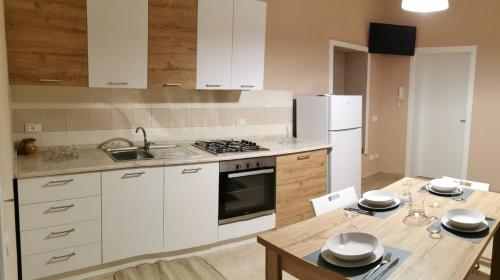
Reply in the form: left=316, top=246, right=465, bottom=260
left=429, top=178, right=460, bottom=193
left=426, top=184, right=463, bottom=196
left=359, top=198, right=401, bottom=210
left=326, top=232, right=380, bottom=261
left=320, top=243, right=384, bottom=268
left=446, top=209, right=486, bottom=229
left=441, top=216, right=489, bottom=233
left=362, top=190, right=398, bottom=207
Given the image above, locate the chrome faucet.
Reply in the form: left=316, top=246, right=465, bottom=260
left=135, top=127, right=152, bottom=152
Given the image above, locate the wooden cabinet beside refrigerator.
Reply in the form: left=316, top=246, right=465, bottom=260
left=275, top=149, right=328, bottom=228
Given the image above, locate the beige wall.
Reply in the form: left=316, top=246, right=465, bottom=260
left=382, top=0, right=500, bottom=190
left=264, top=0, right=384, bottom=96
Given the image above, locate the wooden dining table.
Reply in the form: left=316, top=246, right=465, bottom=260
left=258, top=177, right=500, bottom=280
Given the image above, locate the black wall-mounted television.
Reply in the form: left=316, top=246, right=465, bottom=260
left=369, top=23, right=417, bottom=56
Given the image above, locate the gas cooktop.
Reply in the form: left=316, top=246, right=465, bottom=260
left=193, top=139, right=269, bottom=155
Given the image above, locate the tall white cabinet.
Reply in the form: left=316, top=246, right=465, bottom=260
left=102, top=168, right=164, bottom=262
left=197, top=0, right=267, bottom=90
left=164, top=163, right=219, bottom=251
left=87, top=0, right=148, bottom=89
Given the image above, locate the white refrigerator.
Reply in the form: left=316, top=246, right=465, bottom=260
left=296, top=95, right=362, bottom=195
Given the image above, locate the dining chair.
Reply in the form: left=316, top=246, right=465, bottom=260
left=442, top=176, right=490, bottom=192
left=310, top=187, right=359, bottom=216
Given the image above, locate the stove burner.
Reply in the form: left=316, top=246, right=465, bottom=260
left=193, top=139, right=269, bottom=155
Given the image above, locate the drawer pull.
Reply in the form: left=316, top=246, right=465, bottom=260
left=163, top=83, right=181, bottom=87
left=48, top=252, right=76, bottom=264
left=205, top=84, right=222, bottom=88
left=39, top=79, right=62, bottom=83
left=121, top=172, right=146, bottom=179
left=241, top=85, right=255, bottom=89
left=47, top=228, right=75, bottom=239
left=182, top=168, right=202, bottom=174
left=46, top=204, right=75, bottom=213
left=108, top=82, right=129, bottom=86
left=297, top=155, right=311, bottom=160
left=44, top=179, right=74, bottom=187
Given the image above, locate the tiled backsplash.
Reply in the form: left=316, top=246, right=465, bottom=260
left=11, top=86, right=293, bottom=146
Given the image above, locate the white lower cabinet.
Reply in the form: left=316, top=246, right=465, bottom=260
left=164, top=163, right=219, bottom=251
left=102, top=167, right=164, bottom=263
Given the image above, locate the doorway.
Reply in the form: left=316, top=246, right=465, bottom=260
left=406, top=47, right=477, bottom=179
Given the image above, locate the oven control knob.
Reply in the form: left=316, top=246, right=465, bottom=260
left=246, top=163, right=251, bottom=168
left=256, top=162, right=261, bottom=167
left=236, top=164, right=241, bottom=170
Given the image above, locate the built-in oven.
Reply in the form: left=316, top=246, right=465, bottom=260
left=219, top=157, right=276, bottom=225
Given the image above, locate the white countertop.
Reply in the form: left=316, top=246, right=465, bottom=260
left=15, top=138, right=331, bottom=179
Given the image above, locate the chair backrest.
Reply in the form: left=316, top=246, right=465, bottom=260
left=442, top=176, right=490, bottom=192
left=310, top=186, right=359, bottom=216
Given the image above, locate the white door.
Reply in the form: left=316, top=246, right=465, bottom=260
left=196, top=0, right=233, bottom=90
left=102, top=168, right=164, bottom=262
left=164, top=163, right=219, bottom=252
left=329, top=129, right=362, bottom=195
left=231, top=0, right=267, bottom=90
left=414, top=52, right=473, bottom=179
left=87, top=0, right=148, bottom=89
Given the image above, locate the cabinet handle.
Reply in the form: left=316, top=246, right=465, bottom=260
left=182, top=168, right=202, bottom=174
left=163, top=83, right=181, bottom=87
left=121, top=172, right=145, bottom=179
left=108, top=82, right=129, bottom=86
left=297, top=155, right=311, bottom=160
left=205, top=84, right=222, bottom=88
left=44, top=179, right=74, bottom=187
left=48, top=228, right=75, bottom=238
left=49, top=252, right=76, bottom=263
left=46, top=204, right=75, bottom=213
left=240, top=85, right=255, bottom=89
left=39, top=79, right=62, bottom=83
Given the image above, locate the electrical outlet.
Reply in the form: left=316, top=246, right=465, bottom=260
left=25, top=123, right=42, bottom=134
left=368, top=154, right=379, bottom=161
left=236, top=118, right=247, bottom=127
left=372, top=116, right=379, bottom=122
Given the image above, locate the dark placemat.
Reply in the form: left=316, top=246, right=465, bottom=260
left=430, top=218, right=496, bottom=244
left=348, top=202, right=404, bottom=219
left=304, top=245, right=411, bottom=280
left=420, top=185, right=475, bottom=201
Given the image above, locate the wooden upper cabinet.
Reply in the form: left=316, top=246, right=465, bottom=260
left=148, top=0, right=198, bottom=89
left=5, top=0, right=88, bottom=87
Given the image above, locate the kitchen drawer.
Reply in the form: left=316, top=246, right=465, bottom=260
left=21, top=219, right=101, bottom=257
left=22, top=242, right=101, bottom=280
left=18, top=172, right=101, bottom=205
left=19, top=196, right=101, bottom=231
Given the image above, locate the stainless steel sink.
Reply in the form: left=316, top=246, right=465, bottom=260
left=106, top=148, right=154, bottom=162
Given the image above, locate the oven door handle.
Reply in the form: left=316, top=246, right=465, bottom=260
left=227, top=169, right=275, bottom=178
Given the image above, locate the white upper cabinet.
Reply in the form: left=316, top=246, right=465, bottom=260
left=197, top=0, right=267, bottom=91
left=87, top=0, right=148, bottom=89
left=231, top=0, right=267, bottom=90
left=196, top=0, right=234, bottom=90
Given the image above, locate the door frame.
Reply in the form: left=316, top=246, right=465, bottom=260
left=328, top=40, right=371, bottom=154
left=405, top=46, right=477, bottom=178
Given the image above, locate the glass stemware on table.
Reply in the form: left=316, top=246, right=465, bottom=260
left=403, top=178, right=431, bottom=226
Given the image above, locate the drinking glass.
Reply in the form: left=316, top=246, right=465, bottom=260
left=401, top=178, right=419, bottom=206
left=403, top=180, right=431, bottom=226
left=344, top=210, right=358, bottom=231
left=428, top=201, right=441, bottom=221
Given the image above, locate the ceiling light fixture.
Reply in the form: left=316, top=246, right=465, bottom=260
left=402, top=0, right=449, bottom=13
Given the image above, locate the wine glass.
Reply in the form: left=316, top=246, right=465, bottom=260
left=344, top=210, right=358, bottom=231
